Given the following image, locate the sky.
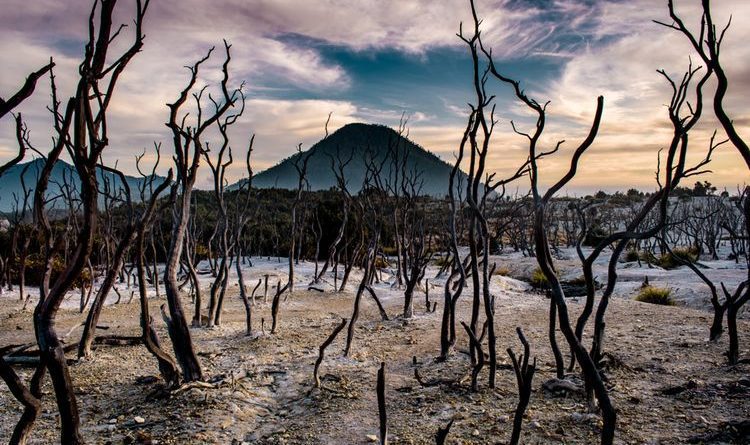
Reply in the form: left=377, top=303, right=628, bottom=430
left=0, top=0, right=748, bottom=193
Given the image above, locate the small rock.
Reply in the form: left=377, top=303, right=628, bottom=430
left=135, top=376, right=159, bottom=385
left=134, top=416, right=145, bottom=424
left=570, top=413, right=599, bottom=423
left=366, top=434, right=378, bottom=442
left=135, top=431, right=153, bottom=444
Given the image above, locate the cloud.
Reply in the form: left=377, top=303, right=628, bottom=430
left=1, top=0, right=748, bottom=193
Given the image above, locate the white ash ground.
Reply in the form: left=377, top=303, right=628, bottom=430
left=0, top=250, right=748, bottom=444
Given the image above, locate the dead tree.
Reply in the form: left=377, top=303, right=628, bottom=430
left=673, top=189, right=747, bottom=364
left=550, top=65, right=716, bottom=379
left=287, top=145, right=313, bottom=296
left=235, top=136, right=256, bottom=335
left=468, top=0, right=614, bottom=438
left=0, top=62, right=54, bottom=119
left=9, top=162, right=34, bottom=302
left=205, top=92, right=245, bottom=327
left=20, top=1, right=151, bottom=442
left=588, top=65, right=718, bottom=368
left=478, top=3, right=719, bottom=439
left=657, top=0, right=750, bottom=169
left=314, top=147, right=353, bottom=284
left=164, top=41, right=242, bottom=381
left=439, top=267, right=465, bottom=360
left=724, top=279, right=749, bottom=365
left=339, top=218, right=365, bottom=292
left=398, top=161, right=433, bottom=319
left=438, top=120, right=470, bottom=360
left=659, top=0, right=750, bottom=365
left=149, top=224, right=161, bottom=298
left=311, top=208, right=322, bottom=278
left=271, top=280, right=286, bottom=334
left=507, top=327, right=536, bottom=445
left=479, top=57, right=608, bottom=441
left=461, top=320, right=487, bottom=392
left=0, top=344, right=44, bottom=445
left=723, top=192, right=747, bottom=264
left=344, top=230, right=379, bottom=356
left=365, top=286, right=389, bottom=321
left=129, top=153, right=181, bottom=386
left=313, top=317, right=347, bottom=387
left=659, top=195, right=730, bottom=342
left=97, top=167, right=118, bottom=286
left=457, top=5, right=530, bottom=388
left=376, top=361, right=388, bottom=445
left=548, top=294, right=565, bottom=379
left=186, top=194, right=203, bottom=326
left=295, top=187, right=312, bottom=266
left=423, top=278, right=432, bottom=312
left=51, top=171, right=88, bottom=311
left=719, top=190, right=750, bottom=364
left=0, top=61, right=54, bottom=178
left=78, top=163, right=140, bottom=358
left=458, top=14, right=493, bottom=382
left=343, top=153, right=386, bottom=356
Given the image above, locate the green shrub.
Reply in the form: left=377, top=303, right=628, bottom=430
left=382, top=246, right=398, bottom=256
left=433, top=256, right=451, bottom=267
left=195, top=243, right=210, bottom=258
left=659, top=246, right=699, bottom=269
left=493, top=267, right=511, bottom=277
left=20, top=254, right=92, bottom=288
left=639, top=250, right=657, bottom=264
left=565, top=275, right=587, bottom=286
left=530, top=267, right=550, bottom=289
left=635, top=286, right=675, bottom=306
left=624, top=249, right=640, bottom=262
left=374, top=257, right=391, bottom=269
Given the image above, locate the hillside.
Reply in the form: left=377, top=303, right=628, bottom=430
left=0, top=158, right=164, bottom=213
left=249, top=123, right=464, bottom=196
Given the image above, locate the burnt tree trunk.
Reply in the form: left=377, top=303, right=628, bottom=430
left=508, top=327, right=536, bottom=445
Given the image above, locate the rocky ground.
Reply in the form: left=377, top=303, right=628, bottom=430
left=0, top=257, right=749, bottom=444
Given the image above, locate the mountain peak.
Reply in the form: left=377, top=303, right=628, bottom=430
left=317, top=122, right=402, bottom=148
left=250, top=122, right=459, bottom=196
